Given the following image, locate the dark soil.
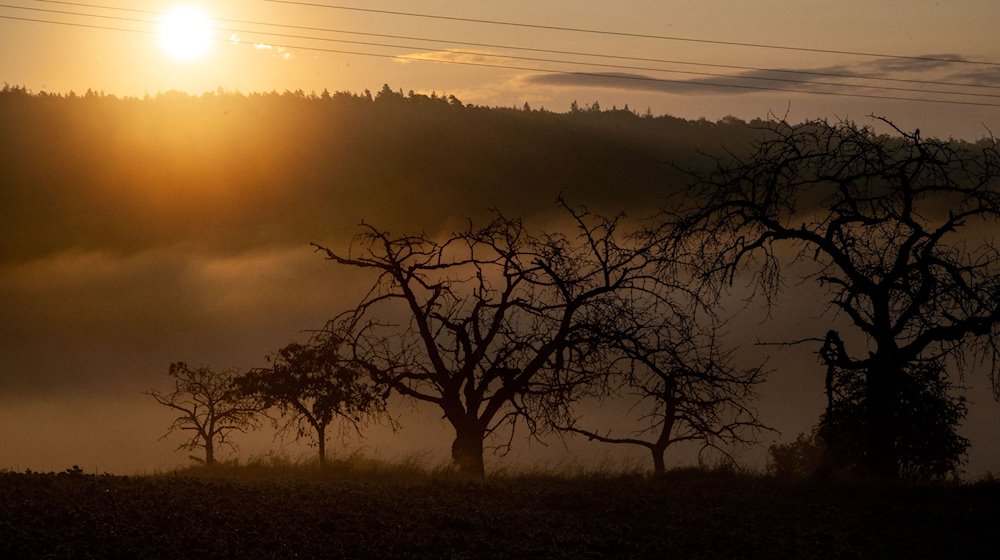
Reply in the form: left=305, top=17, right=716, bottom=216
left=0, top=469, right=996, bottom=559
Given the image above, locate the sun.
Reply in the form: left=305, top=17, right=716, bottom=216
left=158, top=6, right=214, bottom=61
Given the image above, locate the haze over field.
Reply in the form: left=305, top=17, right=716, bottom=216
left=1, top=1, right=999, bottom=475
left=0, top=90, right=760, bottom=471
left=1, top=90, right=998, bottom=475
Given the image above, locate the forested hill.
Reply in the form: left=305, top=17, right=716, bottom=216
left=0, top=85, right=764, bottom=263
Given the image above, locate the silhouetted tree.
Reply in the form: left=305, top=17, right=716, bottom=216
left=234, top=335, right=388, bottom=468
left=665, top=117, right=1000, bottom=478
left=316, top=204, right=653, bottom=478
left=557, top=311, right=768, bottom=474
left=146, top=362, right=260, bottom=466
left=818, top=355, right=968, bottom=480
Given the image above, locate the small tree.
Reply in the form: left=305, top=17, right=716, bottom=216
left=146, top=362, right=260, bottom=466
left=235, top=335, right=388, bottom=468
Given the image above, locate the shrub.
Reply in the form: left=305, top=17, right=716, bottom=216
left=767, top=432, right=825, bottom=479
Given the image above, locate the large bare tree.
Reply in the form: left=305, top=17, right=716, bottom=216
left=146, top=362, right=261, bottom=466
left=315, top=205, right=653, bottom=478
left=665, top=117, right=1000, bottom=477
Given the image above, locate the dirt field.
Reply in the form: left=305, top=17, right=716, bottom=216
left=1, top=468, right=996, bottom=559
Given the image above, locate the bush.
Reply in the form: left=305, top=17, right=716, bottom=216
left=767, top=432, right=825, bottom=479
left=820, top=360, right=968, bottom=481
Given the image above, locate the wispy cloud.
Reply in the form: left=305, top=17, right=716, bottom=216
left=518, top=54, right=1000, bottom=97
left=941, top=67, right=1000, bottom=87
left=394, top=49, right=512, bottom=66
left=228, top=34, right=294, bottom=60
left=858, top=54, right=969, bottom=74
left=521, top=71, right=745, bottom=96
left=520, top=68, right=862, bottom=97
left=253, top=43, right=293, bottom=60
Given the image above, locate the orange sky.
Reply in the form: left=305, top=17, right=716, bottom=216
left=1, top=0, right=999, bottom=139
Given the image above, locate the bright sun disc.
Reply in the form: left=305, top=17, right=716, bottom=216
left=158, top=6, right=213, bottom=60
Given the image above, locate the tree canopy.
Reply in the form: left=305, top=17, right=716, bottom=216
left=235, top=335, right=388, bottom=468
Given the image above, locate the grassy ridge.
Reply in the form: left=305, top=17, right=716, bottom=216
left=1, top=466, right=996, bottom=559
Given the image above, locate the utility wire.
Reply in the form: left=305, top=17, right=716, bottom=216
left=3, top=12, right=999, bottom=108
left=264, top=0, right=1000, bottom=68
left=34, top=0, right=1000, bottom=91
left=7, top=4, right=1000, bottom=99
left=0, top=13, right=146, bottom=35
left=196, top=29, right=1000, bottom=99
left=5, top=2, right=146, bottom=23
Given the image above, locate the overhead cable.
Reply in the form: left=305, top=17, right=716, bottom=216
left=263, top=0, right=1000, bottom=68
left=3, top=13, right=999, bottom=108
left=31, top=0, right=1000, bottom=91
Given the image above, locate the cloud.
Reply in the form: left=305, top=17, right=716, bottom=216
left=253, top=43, right=293, bottom=60
left=858, top=54, right=970, bottom=75
left=521, top=71, right=784, bottom=96
left=941, top=67, right=1000, bottom=87
left=394, top=49, right=512, bottom=66
left=225, top=34, right=293, bottom=60
left=517, top=54, right=1000, bottom=98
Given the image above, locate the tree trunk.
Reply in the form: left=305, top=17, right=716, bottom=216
left=317, top=425, right=327, bottom=470
left=865, top=354, right=901, bottom=478
left=204, top=437, right=215, bottom=467
left=450, top=420, right=485, bottom=479
left=651, top=445, right=667, bottom=476
left=651, top=393, right=675, bottom=476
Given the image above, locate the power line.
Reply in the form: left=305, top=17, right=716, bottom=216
left=264, top=0, right=1000, bottom=68
left=4, top=2, right=147, bottom=24
left=3, top=12, right=999, bottom=108
left=201, top=30, right=1000, bottom=100
left=7, top=4, right=1000, bottom=100
left=0, top=13, right=146, bottom=35
left=217, top=29, right=1000, bottom=92
left=34, top=0, right=1000, bottom=91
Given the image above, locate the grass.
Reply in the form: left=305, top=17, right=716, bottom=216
left=1, top=461, right=997, bottom=559
left=164, top=451, right=446, bottom=484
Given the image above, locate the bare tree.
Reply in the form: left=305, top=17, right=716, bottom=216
left=664, top=117, right=1000, bottom=477
left=234, top=335, right=389, bottom=468
left=146, top=362, right=261, bottom=466
left=315, top=205, right=652, bottom=478
left=558, top=309, right=769, bottom=475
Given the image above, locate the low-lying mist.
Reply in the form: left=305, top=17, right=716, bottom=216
left=1, top=88, right=998, bottom=476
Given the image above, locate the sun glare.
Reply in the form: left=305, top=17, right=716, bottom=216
left=158, top=6, right=213, bottom=61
